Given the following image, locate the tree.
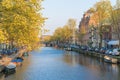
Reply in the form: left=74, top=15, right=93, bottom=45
left=67, top=19, right=76, bottom=44
left=53, top=27, right=63, bottom=43
left=110, top=0, right=120, bottom=47
left=0, top=0, right=45, bottom=51
left=116, top=0, right=120, bottom=8
left=0, top=29, right=6, bottom=43
left=49, top=19, right=76, bottom=47
left=62, top=25, right=73, bottom=43
left=76, top=29, right=85, bottom=45
left=89, top=0, right=112, bottom=48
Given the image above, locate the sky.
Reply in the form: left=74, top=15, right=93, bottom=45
left=42, top=0, right=116, bottom=35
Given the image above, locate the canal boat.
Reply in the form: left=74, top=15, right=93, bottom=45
left=104, top=55, right=118, bottom=64
left=4, top=62, right=16, bottom=74
left=11, top=57, right=24, bottom=66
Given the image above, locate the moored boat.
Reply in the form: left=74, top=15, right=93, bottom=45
left=4, top=62, right=16, bottom=74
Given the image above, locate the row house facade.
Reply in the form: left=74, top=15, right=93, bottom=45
left=78, top=10, right=113, bottom=47
left=78, top=10, right=91, bottom=46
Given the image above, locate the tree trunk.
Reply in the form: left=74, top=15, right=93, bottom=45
left=118, top=34, right=120, bottom=48
left=99, top=34, right=103, bottom=48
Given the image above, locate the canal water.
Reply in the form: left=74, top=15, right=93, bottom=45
left=0, top=47, right=120, bottom=80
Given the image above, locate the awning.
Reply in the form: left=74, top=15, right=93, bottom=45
left=108, top=40, right=119, bottom=45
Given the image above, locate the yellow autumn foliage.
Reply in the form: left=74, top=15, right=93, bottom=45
left=0, top=29, right=6, bottom=43
left=0, top=0, right=45, bottom=51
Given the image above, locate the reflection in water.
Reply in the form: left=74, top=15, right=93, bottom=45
left=63, top=51, right=120, bottom=80
left=0, top=47, right=120, bottom=80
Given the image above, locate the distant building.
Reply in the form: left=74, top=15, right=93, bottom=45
left=78, top=10, right=92, bottom=46
left=78, top=10, right=113, bottom=47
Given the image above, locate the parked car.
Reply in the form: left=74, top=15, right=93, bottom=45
left=100, top=47, right=107, bottom=54
left=13, top=48, right=19, bottom=53
left=81, top=46, right=88, bottom=50
left=2, top=49, right=8, bottom=54
left=105, top=49, right=113, bottom=55
left=87, top=47, right=94, bottom=51
left=70, top=45, right=80, bottom=50
left=94, top=47, right=100, bottom=52
left=112, top=48, right=120, bottom=56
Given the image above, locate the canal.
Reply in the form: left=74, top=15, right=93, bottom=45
left=0, top=47, right=120, bottom=80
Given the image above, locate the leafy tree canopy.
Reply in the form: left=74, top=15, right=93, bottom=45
left=0, top=0, right=45, bottom=51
